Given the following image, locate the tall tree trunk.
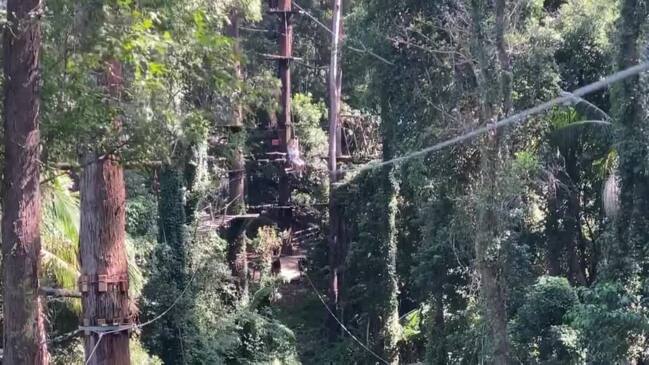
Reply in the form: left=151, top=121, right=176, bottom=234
left=475, top=140, right=510, bottom=365
left=79, top=60, right=130, bottom=365
left=277, top=0, right=294, bottom=255
left=79, top=155, right=131, bottom=365
left=327, top=0, right=343, bottom=340
left=428, top=288, right=447, bottom=364
left=227, top=148, right=249, bottom=301
left=379, top=168, right=401, bottom=365
left=545, top=192, right=563, bottom=277
left=226, top=9, right=249, bottom=303
left=545, top=152, right=588, bottom=285
left=143, top=165, right=189, bottom=365
left=471, top=0, right=511, bottom=363
left=565, top=169, right=588, bottom=286
left=610, top=0, right=649, bottom=282
left=2, top=0, right=49, bottom=362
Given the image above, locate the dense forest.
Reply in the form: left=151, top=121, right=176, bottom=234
left=2, top=0, right=649, bottom=364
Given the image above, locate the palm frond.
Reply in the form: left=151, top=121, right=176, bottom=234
left=126, top=236, right=145, bottom=299
left=41, top=174, right=80, bottom=291
left=41, top=248, right=80, bottom=289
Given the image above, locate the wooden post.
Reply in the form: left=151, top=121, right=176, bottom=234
left=335, top=21, right=345, bottom=158
left=327, top=0, right=343, bottom=340
left=277, top=0, right=293, bottom=148
left=2, top=0, right=49, bottom=362
left=79, top=60, right=131, bottom=365
left=271, top=0, right=296, bottom=254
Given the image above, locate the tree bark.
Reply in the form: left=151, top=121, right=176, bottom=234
left=79, top=60, right=131, bottom=365
left=610, top=0, right=649, bottom=282
left=2, top=0, right=49, bottom=362
left=380, top=169, right=401, bottom=365
left=475, top=141, right=510, bottom=365
left=226, top=9, right=249, bottom=303
left=79, top=154, right=131, bottom=365
left=564, top=156, right=588, bottom=286
left=327, top=0, right=343, bottom=340
left=276, top=0, right=295, bottom=255
left=471, top=0, right=511, bottom=363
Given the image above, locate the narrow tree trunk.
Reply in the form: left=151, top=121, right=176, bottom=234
left=545, top=193, right=563, bottom=277
left=327, top=0, right=343, bottom=340
left=566, top=187, right=588, bottom=285
left=80, top=60, right=130, bottom=365
left=495, top=0, right=512, bottom=116
left=380, top=168, right=401, bottom=365
left=226, top=9, right=249, bottom=303
left=475, top=140, right=510, bottom=365
left=429, top=289, right=447, bottom=364
left=79, top=154, right=131, bottom=365
left=227, top=147, right=249, bottom=302
left=2, top=0, right=49, bottom=362
left=335, top=21, right=345, bottom=158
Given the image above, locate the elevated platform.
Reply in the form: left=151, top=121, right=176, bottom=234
left=198, top=213, right=260, bottom=231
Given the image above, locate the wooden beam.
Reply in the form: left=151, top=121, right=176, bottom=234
left=39, top=287, right=82, bottom=299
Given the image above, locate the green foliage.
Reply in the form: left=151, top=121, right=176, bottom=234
left=50, top=337, right=161, bottom=365
left=127, top=195, right=158, bottom=237
left=130, top=338, right=164, bottom=365
left=512, top=276, right=581, bottom=363
left=401, top=308, right=423, bottom=341
left=570, top=282, right=649, bottom=363
left=292, top=93, right=328, bottom=161
left=14, top=0, right=649, bottom=363
left=213, top=309, right=299, bottom=365
left=141, top=166, right=192, bottom=365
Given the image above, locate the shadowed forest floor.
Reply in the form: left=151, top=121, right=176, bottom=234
left=274, top=268, right=327, bottom=363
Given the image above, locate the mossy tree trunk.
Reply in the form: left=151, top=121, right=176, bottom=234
left=379, top=167, right=402, bottom=365
left=226, top=9, right=249, bottom=303
left=470, top=0, right=512, bottom=363
left=609, top=0, right=649, bottom=282
left=142, top=165, right=190, bottom=365
left=375, top=102, right=402, bottom=364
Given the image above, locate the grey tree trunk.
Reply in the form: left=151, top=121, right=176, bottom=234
left=2, top=0, right=49, bottom=362
left=609, top=0, right=649, bottom=283
left=471, top=0, right=512, bottom=363
left=327, top=0, right=343, bottom=340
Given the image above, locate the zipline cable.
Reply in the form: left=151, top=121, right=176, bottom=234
left=335, top=61, right=649, bottom=182
left=83, top=266, right=199, bottom=365
left=81, top=28, right=649, bottom=365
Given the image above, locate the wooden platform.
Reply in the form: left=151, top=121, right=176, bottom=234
left=197, top=213, right=260, bottom=231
